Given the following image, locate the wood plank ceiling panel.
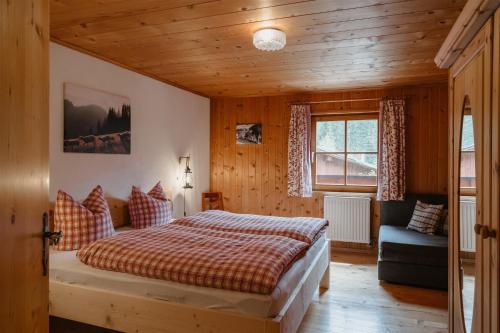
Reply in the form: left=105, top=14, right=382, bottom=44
left=50, top=0, right=466, bottom=97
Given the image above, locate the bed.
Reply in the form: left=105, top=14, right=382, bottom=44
left=49, top=211, right=330, bottom=333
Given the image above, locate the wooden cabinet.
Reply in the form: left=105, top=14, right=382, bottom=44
left=449, top=21, right=492, bottom=333
left=438, top=3, right=500, bottom=332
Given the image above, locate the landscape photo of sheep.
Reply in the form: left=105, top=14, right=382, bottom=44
left=63, top=83, right=131, bottom=154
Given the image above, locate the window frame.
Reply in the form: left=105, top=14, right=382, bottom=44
left=312, top=113, right=379, bottom=193
left=459, top=111, right=476, bottom=196
left=459, top=149, right=476, bottom=196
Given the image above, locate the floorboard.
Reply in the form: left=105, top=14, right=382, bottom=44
left=298, top=252, right=448, bottom=333
left=50, top=252, right=450, bottom=333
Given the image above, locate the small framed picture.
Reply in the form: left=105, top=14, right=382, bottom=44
left=236, top=124, right=262, bottom=144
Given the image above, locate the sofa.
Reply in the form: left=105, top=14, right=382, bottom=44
left=378, top=193, right=448, bottom=290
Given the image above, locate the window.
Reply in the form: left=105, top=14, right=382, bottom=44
left=313, top=114, right=378, bottom=190
left=460, top=114, right=476, bottom=189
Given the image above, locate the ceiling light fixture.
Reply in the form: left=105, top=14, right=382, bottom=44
left=253, top=28, right=286, bottom=51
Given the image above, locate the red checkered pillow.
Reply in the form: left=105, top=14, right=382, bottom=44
left=129, top=182, right=173, bottom=229
left=53, top=185, right=115, bottom=251
left=147, top=181, right=169, bottom=201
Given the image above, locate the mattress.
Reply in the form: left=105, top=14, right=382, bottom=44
left=50, top=232, right=326, bottom=318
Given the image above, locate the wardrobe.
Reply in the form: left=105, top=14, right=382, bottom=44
left=435, top=1, right=499, bottom=332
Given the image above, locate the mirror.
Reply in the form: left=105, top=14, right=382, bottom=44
left=459, top=96, right=476, bottom=332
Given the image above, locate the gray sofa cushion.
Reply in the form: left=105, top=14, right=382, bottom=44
left=380, top=193, right=448, bottom=227
left=379, top=225, right=448, bottom=267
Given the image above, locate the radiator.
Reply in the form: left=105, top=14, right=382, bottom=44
left=324, top=194, right=371, bottom=244
left=460, top=198, right=476, bottom=252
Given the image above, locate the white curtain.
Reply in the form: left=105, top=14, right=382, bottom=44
left=287, top=104, right=312, bottom=197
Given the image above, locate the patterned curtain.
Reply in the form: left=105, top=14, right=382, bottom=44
left=287, top=104, right=312, bottom=197
left=377, top=99, right=406, bottom=201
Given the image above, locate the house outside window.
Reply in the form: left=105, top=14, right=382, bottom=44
left=460, top=114, right=476, bottom=190
left=312, top=114, right=378, bottom=192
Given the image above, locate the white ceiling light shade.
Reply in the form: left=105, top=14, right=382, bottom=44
left=253, top=28, right=286, bottom=51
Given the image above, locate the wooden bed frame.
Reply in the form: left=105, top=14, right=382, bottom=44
left=49, top=240, right=330, bottom=333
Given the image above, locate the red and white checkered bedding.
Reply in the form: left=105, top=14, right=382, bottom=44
left=129, top=182, right=172, bottom=229
left=77, top=224, right=308, bottom=295
left=54, top=185, right=115, bottom=251
left=171, top=210, right=328, bottom=245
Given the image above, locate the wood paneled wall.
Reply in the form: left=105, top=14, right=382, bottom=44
left=210, top=83, right=448, bottom=246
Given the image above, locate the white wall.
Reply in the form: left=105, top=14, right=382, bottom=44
left=49, top=43, right=210, bottom=217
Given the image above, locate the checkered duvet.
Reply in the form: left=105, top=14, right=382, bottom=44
left=77, top=224, right=308, bottom=295
left=172, top=210, right=328, bottom=245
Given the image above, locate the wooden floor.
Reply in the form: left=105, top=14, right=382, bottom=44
left=298, top=252, right=448, bottom=333
left=462, top=262, right=475, bottom=332
left=50, top=252, right=449, bottom=333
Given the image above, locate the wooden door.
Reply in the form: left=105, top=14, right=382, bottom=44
left=449, top=14, right=497, bottom=333
left=0, top=0, right=50, bottom=332
left=491, top=8, right=500, bottom=333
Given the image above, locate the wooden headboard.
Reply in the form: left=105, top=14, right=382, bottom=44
left=105, top=197, right=131, bottom=227
left=49, top=188, right=174, bottom=230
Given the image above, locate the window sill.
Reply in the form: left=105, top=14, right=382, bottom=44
left=313, top=185, right=377, bottom=194
left=460, top=188, right=477, bottom=196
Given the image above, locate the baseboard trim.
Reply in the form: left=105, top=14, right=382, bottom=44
left=330, top=240, right=378, bottom=255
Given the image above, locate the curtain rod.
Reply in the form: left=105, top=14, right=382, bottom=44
left=289, top=96, right=411, bottom=105
left=312, top=110, right=380, bottom=116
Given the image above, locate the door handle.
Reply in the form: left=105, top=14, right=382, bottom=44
left=474, top=223, right=496, bottom=239
left=480, top=226, right=496, bottom=239
left=42, top=212, right=63, bottom=276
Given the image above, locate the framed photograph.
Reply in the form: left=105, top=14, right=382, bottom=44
left=63, top=83, right=131, bottom=154
left=236, top=123, right=262, bottom=144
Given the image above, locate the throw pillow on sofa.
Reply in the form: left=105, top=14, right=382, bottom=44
left=437, top=209, right=448, bottom=236
left=407, top=200, right=444, bottom=234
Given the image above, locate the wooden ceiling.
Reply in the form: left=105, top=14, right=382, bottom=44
left=50, top=0, right=466, bottom=97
